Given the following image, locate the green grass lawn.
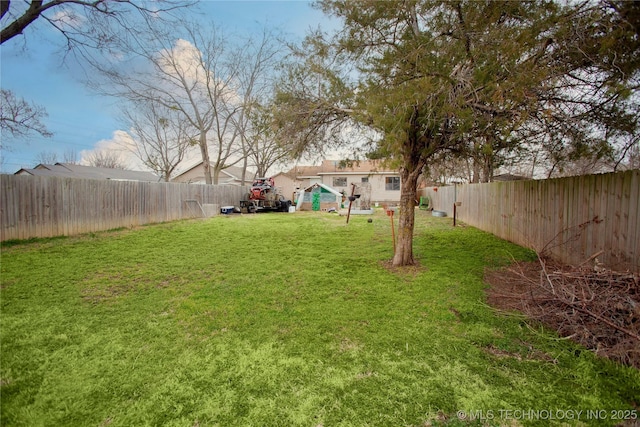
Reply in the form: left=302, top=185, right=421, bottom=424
left=1, top=210, right=638, bottom=426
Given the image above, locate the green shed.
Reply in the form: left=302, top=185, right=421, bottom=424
left=296, top=183, right=343, bottom=211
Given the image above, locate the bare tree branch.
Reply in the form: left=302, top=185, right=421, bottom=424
left=0, top=89, right=52, bottom=148
left=1, top=0, right=194, bottom=53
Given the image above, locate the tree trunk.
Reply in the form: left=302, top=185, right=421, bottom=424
left=392, top=104, right=429, bottom=267
left=240, top=157, right=248, bottom=186
left=483, top=157, right=492, bottom=183
left=198, top=133, right=212, bottom=185
left=392, top=165, right=421, bottom=266
left=471, top=157, right=481, bottom=183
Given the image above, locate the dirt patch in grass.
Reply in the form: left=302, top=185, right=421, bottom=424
left=379, top=259, right=427, bottom=278
left=81, top=282, right=136, bottom=304
left=80, top=266, right=152, bottom=304
left=485, top=258, right=640, bottom=369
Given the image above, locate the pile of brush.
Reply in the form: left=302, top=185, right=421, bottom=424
left=486, top=255, right=640, bottom=368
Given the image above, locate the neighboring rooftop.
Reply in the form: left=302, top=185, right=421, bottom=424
left=15, top=163, right=159, bottom=182
left=284, top=159, right=398, bottom=177
left=492, top=173, right=529, bottom=182
left=171, top=161, right=257, bottom=185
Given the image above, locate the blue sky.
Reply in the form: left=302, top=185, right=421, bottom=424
left=0, top=1, right=331, bottom=173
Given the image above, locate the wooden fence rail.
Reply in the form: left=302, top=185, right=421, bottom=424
left=421, top=170, right=639, bottom=273
left=1, top=175, right=248, bottom=241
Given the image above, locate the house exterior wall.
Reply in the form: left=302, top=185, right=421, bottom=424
left=173, top=167, right=207, bottom=184
left=273, top=174, right=326, bottom=204
left=278, top=160, right=402, bottom=206
left=319, top=173, right=400, bottom=205
left=272, top=173, right=298, bottom=202
left=172, top=164, right=254, bottom=186
left=172, top=160, right=401, bottom=204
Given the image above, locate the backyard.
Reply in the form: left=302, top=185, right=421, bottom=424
left=1, top=210, right=638, bottom=426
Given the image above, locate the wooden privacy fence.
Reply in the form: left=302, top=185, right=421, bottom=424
left=1, top=175, right=248, bottom=241
left=421, top=170, right=639, bottom=273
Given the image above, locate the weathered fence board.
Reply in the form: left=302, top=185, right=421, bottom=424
left=422, top=170, right=639, bottom=273
left=0, top=175, right=248, bottom=241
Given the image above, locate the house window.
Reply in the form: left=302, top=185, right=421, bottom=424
left=361, top=177, right=369, bottom=183
left=333, top=177, right=347, bottom=187
left=385, top=176, right=400, bottom=191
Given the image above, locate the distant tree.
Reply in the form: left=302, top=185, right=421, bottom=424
left=34, top=150, right=58, bottom=164
left=245, top=105, right=292, bottom=178
left=230, top=28, right=286, bottom=184
left=62, top=147, right=78, bottom=164
left=85, top=150, right=128, bottom=169
left=507, top=0, right=640, bottom=179
left=32, top=148, right=76, bottom=167
left=122, top=100, right=194, bottom=181
left=0, top=89, right=52, bottom=148
left=92, top=23, right=237, bottom=184
left=92, top=21, right=285, bottom=185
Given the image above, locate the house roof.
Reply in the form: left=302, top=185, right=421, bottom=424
left=220, top=165, right=256, bottom=181
left=15, top=163, right=159, bottom=181
left=285, top=160, right=398, bottom=178
left=492, top=173, right=529, bottom=182
left=172, top=161, right=256, bottom=183
left=318, top=159, right=396, bottom=174
left=286, top=165, right=323, bottom=178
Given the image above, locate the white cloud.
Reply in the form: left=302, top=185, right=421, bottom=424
left=158, top=39, right=204, bottom=85
left=80, top=130, right=205, bottom=177
left=157, top=39, right=242, bottom=105
left=79, top=130, right=148, bottom=171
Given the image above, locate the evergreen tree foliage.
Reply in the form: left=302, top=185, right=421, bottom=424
left=275, top=0, right=639, bottom=266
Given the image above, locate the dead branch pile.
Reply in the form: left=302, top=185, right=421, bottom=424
left=486, top=256, right=640, bottom=369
